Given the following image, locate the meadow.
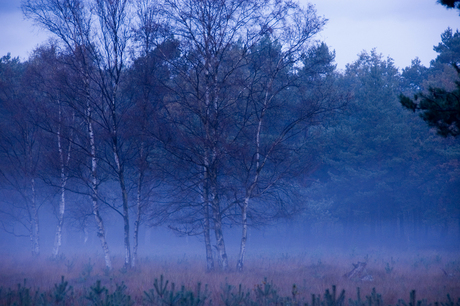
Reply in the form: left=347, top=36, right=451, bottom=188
left=0, top=246, right=459, bottom=305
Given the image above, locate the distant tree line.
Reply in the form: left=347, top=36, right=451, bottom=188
left=305, top=40, right=460, bottom=247
left=0, top=0, right=458, bottom=271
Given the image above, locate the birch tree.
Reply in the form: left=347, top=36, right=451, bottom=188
left=22, top=0, right=113, bottom=269
left=154, top=0, right=332, bottom=271
left=234, top=38, right=343, bottom=271
left=91, top=0, right=135, bottom=268
left=157, top=0, right=277, bottom=271
left=127, top=0, right=173, bottom=267
left=0, top=55, right=44, bottom=256
left=24, top=45, right=76, bottom=259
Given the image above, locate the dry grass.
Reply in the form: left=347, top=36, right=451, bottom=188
left=0, top=247, right=459, bottom=305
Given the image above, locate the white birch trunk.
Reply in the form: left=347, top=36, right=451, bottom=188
left=88, top=102, right=112, bottom=270
left=111, top=79, right=131, bottom=267
left=210, top=62, right=228, bottom=271
left=203, top=61, right=218, bottom=271
left=236, top=140, right=260, bottom=270
left=119, top=164, right=131, bottom=268
left=52, top=178, right=65, bottom=258
left=113, top=146, right=131, bottom=267
left=237, top=79, right=271, bottom=271
left=132, top=171, right=142, bottom=268
left=83, top=219, right=89, bottom=245
left=30, top=178, right=40, bottom=257
left=204, top=202, right=214, bottom=271
left=133, top=129, right=147, bottom=268
left=211, top=180, right=228, bottom=271
left=52, top=103, right=72, bottom=258
left=236, top=197, right=249, bottom=271
left=202, top=163, right=214, bottom=271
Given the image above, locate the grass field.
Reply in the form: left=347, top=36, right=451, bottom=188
left=0, top=247, right=459, bottom=305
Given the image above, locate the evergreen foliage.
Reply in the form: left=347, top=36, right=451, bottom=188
left=0, top=275, right=458, bottom=306
left=400, top=28, right=460, bottom=138
left=438, top=0, right=460, bottom=11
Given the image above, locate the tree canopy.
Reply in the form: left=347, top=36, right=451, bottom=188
left=438, top=0, right=460, bottom=10
left=400, top=28, right=460, bottom=137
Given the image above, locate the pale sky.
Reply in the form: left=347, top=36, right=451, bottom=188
left=0, top=0, right=459, bottom=70
left=309, top=0, right=459, bottom=70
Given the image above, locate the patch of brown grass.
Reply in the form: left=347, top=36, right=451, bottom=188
left=0, top=248, right=459, bottom=305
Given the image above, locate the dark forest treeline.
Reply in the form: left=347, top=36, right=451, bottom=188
left=0, top=0, right=459, bottom=271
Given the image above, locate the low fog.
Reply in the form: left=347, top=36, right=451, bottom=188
left=1, top=205, right=458, bottom=256
left=1, top=168, right=458, bottom=263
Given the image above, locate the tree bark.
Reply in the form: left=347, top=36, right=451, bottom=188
left=132, top=170, right=143, bottom=268
left=211, top=181, right=228, bottom=271
left=113, top=144, right=131, bottom=267
left=203, top=201, right=214, bottom=271
left=202, top=160, right=214, bottom=271
left=83, top=218, right=89, bottom=245
left=52, top=102, right=72, bottom=259
left=237, top=78, right=268, bottom=271
left=99, top=0, right=132, bottom=268
left=52, top=176, right=65, bottom=258
left=30, top=178, right=40, bottom=257
left=236, top=197, right=249, bottom=271
left=202, top=170, right=214, bottom=272
left=114, top=151, right=131, bottom=268
left=88, top=102, right=112, bottom=270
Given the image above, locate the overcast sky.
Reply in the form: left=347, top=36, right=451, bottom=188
left=0, top=0, right=459, bottom=70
